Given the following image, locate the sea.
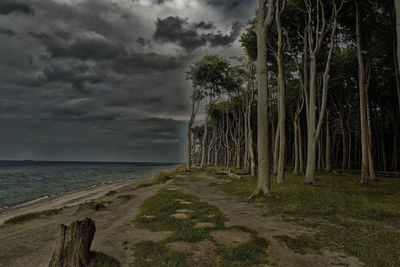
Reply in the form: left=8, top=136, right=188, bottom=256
left=0, top=161, right=179, bottom=211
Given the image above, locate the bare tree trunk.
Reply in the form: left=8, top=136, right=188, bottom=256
left=355, top=0, right=370, bottom=184
left=186, top=97, right=200, bottom=171
left=366, top=95, right=376, bottom=180
left=395, top=0, right=400, bottom=113
left=251, top=0, right=275, bottom=198
left=200, top=100, right=211, bottom=168
left=340, top=115, right=347, bottom=170
left=394, top=115, right=399, bottom=171
left=304, top=0, right=339, bottom=184
left=347, top=117, right=352, bottom=172
left=276, top=0, right=286, bottom=185
left=273, top=125, right=279, bottom=174
left=325, top=109, right=332, bottom=171
left=293, top=119, right=300, bottom=175
left=298, top=118, right=304, bottom=174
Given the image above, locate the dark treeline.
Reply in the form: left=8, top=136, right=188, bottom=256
left=185, top=0, right=400, bottom=197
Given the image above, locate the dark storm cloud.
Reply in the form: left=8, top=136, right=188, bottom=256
left=41, top=61, right=110, bottom=90
left=0, top=1, right=34, bottom=15
left=30, top=32, right=127, bottom=61
left=109, top=52, right=188, bottom=74
left=154, top=16, right=242, bottom=51
left=0, top=0, right=256, bottom=162
left=203, top=0, right=246, bottom=10
left=0, top=28, right=16, bottom=36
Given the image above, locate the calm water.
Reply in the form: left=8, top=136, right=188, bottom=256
left=0, top=161, right=178, bottom=211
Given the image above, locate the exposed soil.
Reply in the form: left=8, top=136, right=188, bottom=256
left=210, top=229, right=251, bottom=248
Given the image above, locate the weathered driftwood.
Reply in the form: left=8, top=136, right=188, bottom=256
left=49, top=218, right=96, bottom=267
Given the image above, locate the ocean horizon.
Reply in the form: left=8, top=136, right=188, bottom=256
left=0, top=161, right=179, bottom=211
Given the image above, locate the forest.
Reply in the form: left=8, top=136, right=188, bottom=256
left=185, top=0, right=400, bottom=197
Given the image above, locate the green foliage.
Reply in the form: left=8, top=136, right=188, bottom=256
left=4, top=208, right=62, bottom=224
left=186, top=55, right=243, bottom=99
left=239, top=20, right=257, bottom=61
left=132, top=241, right=187, bottom=267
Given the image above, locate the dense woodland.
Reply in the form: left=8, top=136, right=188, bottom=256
left=185, top=0, right=400, bottom=197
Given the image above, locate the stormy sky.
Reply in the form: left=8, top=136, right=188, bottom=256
left=0, top=0, right=256, bottom=162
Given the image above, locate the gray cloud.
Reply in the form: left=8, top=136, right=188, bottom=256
left=154, top=16, right=242, bottom=51
left=0, top=1, right=34, bottom=15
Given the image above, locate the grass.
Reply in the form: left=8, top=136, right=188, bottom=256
left=136, top=181, right=156, bottom=189
left=217, top=226, right=270, bottom=267
left=132, top=189, right=270, bottom=266
left=131, top=241, right=187, bottom=267
left=210, top=170, right=400, bottom=266
left=153, top=171, right=173, bottom=183
left=4, top=208, right=62, bottom=224
left=134, top=189, right=226, bottom=242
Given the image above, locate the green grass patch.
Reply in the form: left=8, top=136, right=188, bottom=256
left=154, top=171, right=173, bottom=183
left=4, top=208, right=62, bottom=224
left=131, top=241, right=187, bottom=267
left=134, top=189, right=226, bottom=242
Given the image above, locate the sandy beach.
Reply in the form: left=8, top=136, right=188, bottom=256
left=0, top=176, right=152, bottom=225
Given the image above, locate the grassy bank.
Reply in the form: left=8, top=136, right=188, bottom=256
left=211, top=170, right=400, bottom=266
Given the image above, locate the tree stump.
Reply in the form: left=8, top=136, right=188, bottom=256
left=49, top=218, right=96, bottom=267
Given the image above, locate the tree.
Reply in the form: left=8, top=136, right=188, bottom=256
left=275, top=0, right=286, bottom=185
left=395, top=0, right=400, bottom=112
left=184, top=82, right=203, bottom=171
left=304, top=0, right=342, bottom=185
left=354, top=0, right=376, bottom=183
left=251, top=0, right=276, bottom=198
left=187, top=55, right=231, bottom=169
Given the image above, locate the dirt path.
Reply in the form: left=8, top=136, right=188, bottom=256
left=167, top=173, right=365, bottom=267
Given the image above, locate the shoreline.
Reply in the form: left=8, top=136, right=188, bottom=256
left=0, top=174, right=153, bottom=225
left=0, top=176, right=142, bottom=212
